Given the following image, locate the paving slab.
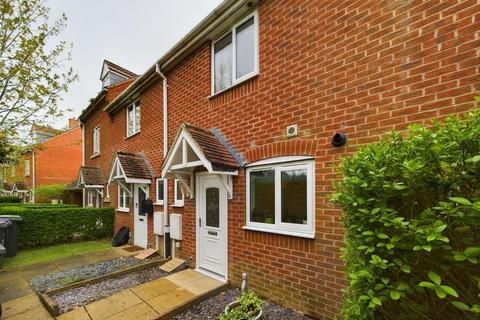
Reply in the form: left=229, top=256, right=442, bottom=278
left=0, top=276, right=33, bottom=302
left=3, top=304, right=52, bottom=320
left=146, top=287, right=196, bottom=316
left=105, top=302, right=157, bottom=320
left=1, top=293, right=49, bottom=319
left=165, top=268, right=204, bottom=287
left=130, top=278, right=178, bottom=301
left=85, top=290, right=142, bottom=320
left=182, top=275, right=225, bottom=296
left=56, top=307, right=91, bottom=320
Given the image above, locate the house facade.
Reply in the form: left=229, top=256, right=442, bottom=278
left=78, top=1, right=480, bottom=318
left=25, top=119, right=83, bottom=202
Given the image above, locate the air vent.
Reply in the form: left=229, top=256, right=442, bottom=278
left=286, top=124, right=298, bottom=138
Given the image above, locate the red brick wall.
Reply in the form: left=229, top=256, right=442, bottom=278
left=25, top=127, right=82, bottom=190
left=82, top=1, right=480, bottom=318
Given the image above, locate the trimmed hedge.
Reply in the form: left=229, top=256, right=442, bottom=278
left=333, top=107, right=480, bottom=319
left=0, top=206, right=114, bottom=248
left=0, top=196, right=20, bottom=203
left=0, top=203, right=77, bottom=208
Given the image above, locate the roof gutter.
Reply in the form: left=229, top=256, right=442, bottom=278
left=103, top=0, right=256, bottom=114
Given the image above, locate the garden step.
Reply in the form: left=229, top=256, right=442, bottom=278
left=159, top=258, right=185, bottom=273
left=134, top=248, right=157, bottom=260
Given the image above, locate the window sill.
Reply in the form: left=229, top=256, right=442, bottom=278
left=208, top=72, right=259, bottom=100
left=90, top=153, right=100, bottom=159
left=242, top=225, right=315, bottom=239
left=125, top=131, right=140, bottom=140
left=154, top=202, right=164, bottom=206
left=116, top=208, right=130, bottom=213
left=171, top=204, right=184, bottom=208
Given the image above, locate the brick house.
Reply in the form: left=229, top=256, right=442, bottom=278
left=24, top=119, right=83, bottom=202
left=78, top=1, right=479, bottom=318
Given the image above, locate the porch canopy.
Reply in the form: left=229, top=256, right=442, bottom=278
left=161, top=123, right=241, bottom=199
left=108, top=152, right=152, bottom=190
left=77, top=165, right=105, bottom=196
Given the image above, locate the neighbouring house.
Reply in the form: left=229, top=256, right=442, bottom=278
left=77, top=1, right=480, bottom=318
left=24, top=119, right=83, bottom=202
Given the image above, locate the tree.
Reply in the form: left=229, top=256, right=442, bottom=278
left=0, top=0, right=77, bottom=139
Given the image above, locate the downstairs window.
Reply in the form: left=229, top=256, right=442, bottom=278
left=245, top=157, right=314, bottom=238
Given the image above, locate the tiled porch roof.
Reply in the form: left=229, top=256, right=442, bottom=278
left=184, top=123, right=240, bottom=172
left=116, top=152, right=152, bottom=180
left=78, top=166, right=104, bottom=186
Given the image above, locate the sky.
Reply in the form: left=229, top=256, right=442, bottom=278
left=47, top=0, right=223, bottom=129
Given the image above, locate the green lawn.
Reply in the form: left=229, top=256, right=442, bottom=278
left=3, top=240, right=111, bottom=271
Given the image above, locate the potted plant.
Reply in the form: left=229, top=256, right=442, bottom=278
left=221, top=291, right=264, bottom=320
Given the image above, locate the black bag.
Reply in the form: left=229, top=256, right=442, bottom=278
left=112, top=227, right=129, bottom=247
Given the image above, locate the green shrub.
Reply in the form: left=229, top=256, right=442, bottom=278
left=220, top=291, right=263, bottom=320
left=333, top=107, right=480, bottom=319
left=0, top=196, right=20, bottom=203
left=0, top=206, right=114, bottom=248
left=33, top=184, right=66, bottom=203
left=0, top=203, right=77, bottom=208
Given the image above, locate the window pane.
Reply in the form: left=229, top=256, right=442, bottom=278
left=250, top=170, right=275, bottom=224
left=236, top=17, right=255, bottom=78
left=176, top=180, right=183, bottom=200
left=214, top=33, right=232, bottom=92
left=281, top=169, right=307, bottom=224
left=205, top=188, right=219, bottom=228
left=157, top=180, right=164, bottom=201
left=125, top=191, right=130, bottom=208
left=135, top=102, right=140, bottom=132
left=128, top=106, right=134, bottom=135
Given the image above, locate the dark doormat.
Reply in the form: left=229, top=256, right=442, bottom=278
left=122, top=245, right=144, bottom=252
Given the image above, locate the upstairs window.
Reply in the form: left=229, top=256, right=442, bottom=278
left=127, top=101, right=140, bottom=137
left=93, top=126, right=100, bottom=155
left=25, top=160, right=30, bottom=176
left=212, top=11, right=258, bottom=94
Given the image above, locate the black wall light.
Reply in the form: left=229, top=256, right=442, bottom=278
left=332, top=133, right=347, bottom=147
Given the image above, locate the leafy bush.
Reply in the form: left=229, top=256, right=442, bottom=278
left=333, top=107, right=480, bottom=319
left=220, top=291, right=263, bottom=320
left=0, top=196, right=20, bottom=203
left=0, top=203, right=77, bottom=208
left=0, top=206, right=114, bottom=248
left=33, top=184, right=66, bottom=203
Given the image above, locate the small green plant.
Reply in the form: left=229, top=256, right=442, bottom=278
left=220, top=291, right=263, bottom=320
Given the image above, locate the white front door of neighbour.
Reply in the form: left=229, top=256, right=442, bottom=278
left=134, top=184, right=148, bottom=248
left=197, top=175, right=228, bottom=278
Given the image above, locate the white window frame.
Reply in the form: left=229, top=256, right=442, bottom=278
left=117, top=184, right=131, bottom=212
left=244, top=158, right=315, bottom=239
left=126, top=101, right=141, bottom=137
left=93, top=126, right=100, bottom=155
left=173, top=179, right=184, bottom=207
left=156, top=178, right=164, bottom=205
left=211, top=10, right=259, bottom=95
left=25, top=160, right=30, bottom=176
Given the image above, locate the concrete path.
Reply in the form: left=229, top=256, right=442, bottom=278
left=57, top=269, right=226, bottom=320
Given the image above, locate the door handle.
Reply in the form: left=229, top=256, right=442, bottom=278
left=199, top=217, right=202, bottom=227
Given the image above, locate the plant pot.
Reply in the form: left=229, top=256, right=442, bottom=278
left=224, top=300, right=263, bottom=320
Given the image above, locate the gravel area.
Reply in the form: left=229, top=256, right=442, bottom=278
left=52, top=265, right=168, bottom=313
left=29, top=256, right=161, bottom=293
left=171, top=288, right=314, bottom=320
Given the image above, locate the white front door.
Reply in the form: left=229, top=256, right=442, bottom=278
left=197, top=175, right=228, bottom=278
left=134, top=184, right=148, bottom=248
